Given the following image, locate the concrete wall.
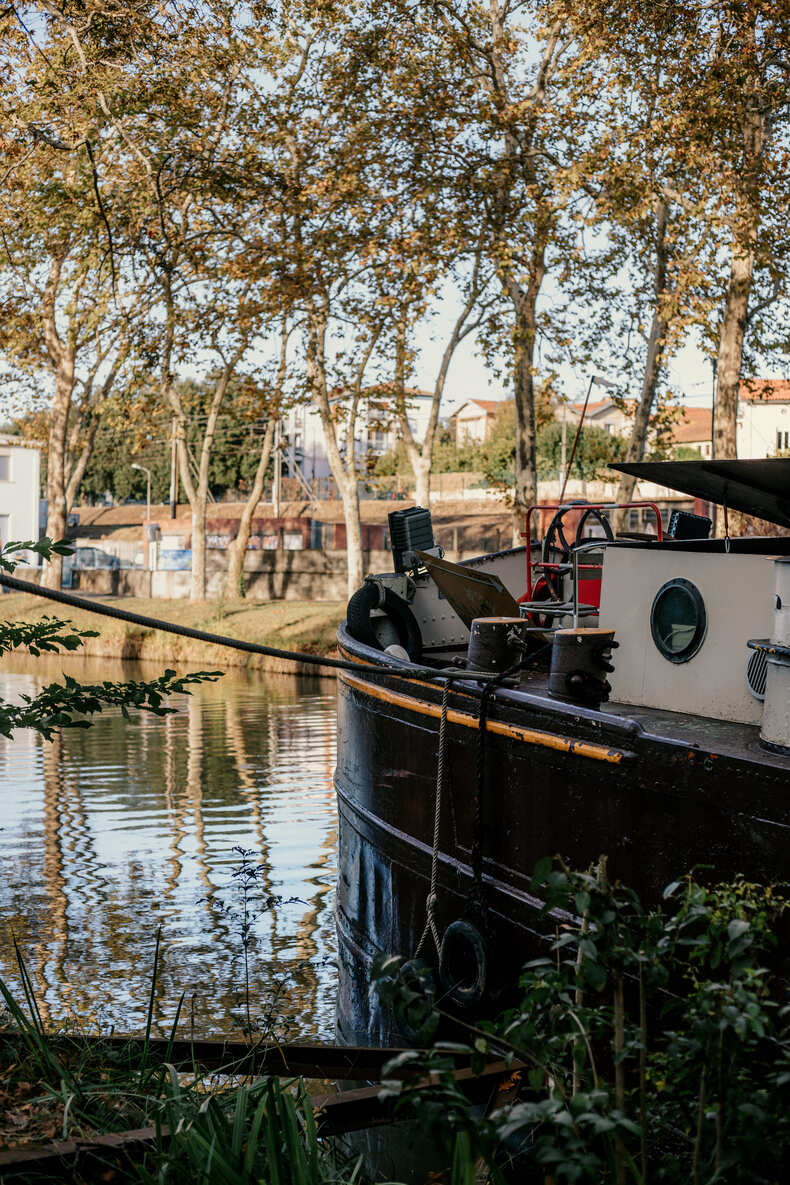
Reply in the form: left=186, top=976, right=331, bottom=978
left=55, top=549, right=489, bottom=601
left=70, top=569, right=153, bottom=596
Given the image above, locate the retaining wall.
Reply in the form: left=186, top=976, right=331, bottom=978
left=12, top=547, right=490, bottom=601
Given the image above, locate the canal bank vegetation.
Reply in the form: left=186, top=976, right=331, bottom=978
left=377, top=864, right=790, bottom=1184
left=1, top=592, right=343, bottom=674
left=0, top=965, right=360, bottom=1183
left=3, top=865, right=788, bottom=1184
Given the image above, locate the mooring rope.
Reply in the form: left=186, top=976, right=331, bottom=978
left=0, top=571, right=509, bottom=688
left=414, top=680, right=450, bottom=960
left=470, top=643, right=553, bottom=925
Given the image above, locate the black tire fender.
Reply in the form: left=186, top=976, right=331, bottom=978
left=346, top=582, right=380, bottom=649
left=346, top=583, right=423, bottom=662
left=439, top=919, right=487, bottom=1010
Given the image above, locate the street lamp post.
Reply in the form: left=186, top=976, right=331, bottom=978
left=131, top=463, right=152, bottom=521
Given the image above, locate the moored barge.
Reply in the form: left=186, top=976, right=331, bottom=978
left=335, top=460, right=790, bottom=1045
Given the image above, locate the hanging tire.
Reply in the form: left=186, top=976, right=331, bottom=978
left=439, top=919, right=487, bottom=1010
left=346, top=583, right=422, bottom=662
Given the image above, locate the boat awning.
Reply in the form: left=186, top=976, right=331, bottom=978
left=609, top=459, right=790, bottom=529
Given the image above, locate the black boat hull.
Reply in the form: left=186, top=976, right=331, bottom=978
left=334, top=625, right=790, bottom=1045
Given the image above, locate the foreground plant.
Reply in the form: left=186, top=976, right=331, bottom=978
left=0, top=937, right=361, bottom=1185
left=378, top=865, right=790, bottom=1185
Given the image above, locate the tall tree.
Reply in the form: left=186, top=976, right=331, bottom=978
left=0, top=3, right=175, bottom=585
left=87, top=4, right=268, bottom=599
left=0, top=149, right=135, bottom=587
left=223, top=323, right=291, bottom=599
left=235, top=3, right=403, bottom=595
left=423, top=1, right=572, bottom=537
left=389, top=241, right=495, bottom=508
left=564, top=0, right=790, bottom=464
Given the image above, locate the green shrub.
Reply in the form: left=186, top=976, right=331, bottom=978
left=377, top=863, right=790, bottom=1184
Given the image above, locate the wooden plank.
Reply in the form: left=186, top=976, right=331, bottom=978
left=0, top=1061, right=524, bottom=1175
left=0, top=1034, right=433, bottom=1080
left=313, top=1059, right=523, bottom=1136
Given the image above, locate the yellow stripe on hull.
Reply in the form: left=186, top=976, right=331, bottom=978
left=339, top=673, right=629, bottom=764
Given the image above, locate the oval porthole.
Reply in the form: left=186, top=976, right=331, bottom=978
left=650, top=578, right=707, bottom=664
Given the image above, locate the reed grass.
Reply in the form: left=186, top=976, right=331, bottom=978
left=0, top=943, right=364, bottom=1185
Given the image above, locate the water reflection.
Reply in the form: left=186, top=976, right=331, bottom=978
left=0, top=655, right=337, bottom=1039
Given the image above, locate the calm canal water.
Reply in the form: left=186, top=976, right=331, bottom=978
left=0, top=655, right=338, bottom=1040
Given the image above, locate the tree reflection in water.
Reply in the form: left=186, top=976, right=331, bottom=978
left=0, top=655, right=337, bottom=1039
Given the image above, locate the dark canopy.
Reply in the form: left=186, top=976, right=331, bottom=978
left=609, top=459, right=790, bottom=529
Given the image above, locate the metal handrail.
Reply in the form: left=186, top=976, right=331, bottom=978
left=524, top=500, right=663, bottom=603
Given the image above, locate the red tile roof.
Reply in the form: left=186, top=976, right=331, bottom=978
left=458, top=399, right=501, bottom=413
left=740, top=379, right=790, bottom=402
left=570, top=399, right=610, bottom=414
left=672, top=406, right=711, bottom=443
left=569, top=399, right=635, bottom=415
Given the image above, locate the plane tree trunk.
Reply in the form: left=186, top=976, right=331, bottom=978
left=224, top=419, right=276, bottom=598
left=307, top=303, right=366, bottom=597
left=615, top=199, right=670, bottom=521
left=509, top=234, right=546, bottom=544
left=713, top=18, right=765, bottom=466
left=42, top=255, right=74, bottom=591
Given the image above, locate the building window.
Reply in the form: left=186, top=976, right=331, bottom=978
left=0, top=455, right=10, bottom=481
left=369, top=429, right=387, bottom=454
left=777, top=430, right=790, bottom=452
left=0, top=515, right=8, bottom=545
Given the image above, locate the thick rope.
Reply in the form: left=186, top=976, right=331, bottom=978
left=414, top=680, right=450, bottom=960
left=471, top=679, right=496, bottom=920
left=0, top=572, right=506, bottom=688
left=470, top=643, right=553, bottom=924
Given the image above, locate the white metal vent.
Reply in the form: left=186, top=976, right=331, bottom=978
left=745, top=647, right=767, bottom=701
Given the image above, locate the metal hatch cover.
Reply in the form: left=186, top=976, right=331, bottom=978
left=415, top=550, right=520, bottom=627
left=609, top=458, right=790, bottom=529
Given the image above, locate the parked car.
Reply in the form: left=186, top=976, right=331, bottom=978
left=67, top=547, right=121, bottom=571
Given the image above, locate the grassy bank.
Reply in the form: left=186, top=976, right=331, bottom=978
left=1, top=593, right=344, bottom=676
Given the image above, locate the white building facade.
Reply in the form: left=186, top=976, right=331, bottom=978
left=0, top=435, right=41, bottom=547
left=283, top=390, right=439, bottom=483
left=454, top=399, right=502, bottom=444
left=737, top=380, right=790, bottom=457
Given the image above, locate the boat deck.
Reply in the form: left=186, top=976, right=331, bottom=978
left=503, top=665, right=787, bottom=766
left=382, top=642, right=790, bottom=774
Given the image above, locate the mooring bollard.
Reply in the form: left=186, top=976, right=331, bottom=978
left=548, top=627, right=618, bottom=709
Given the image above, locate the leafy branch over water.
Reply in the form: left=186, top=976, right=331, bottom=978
left=0, top=538, right=221, bottom=738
